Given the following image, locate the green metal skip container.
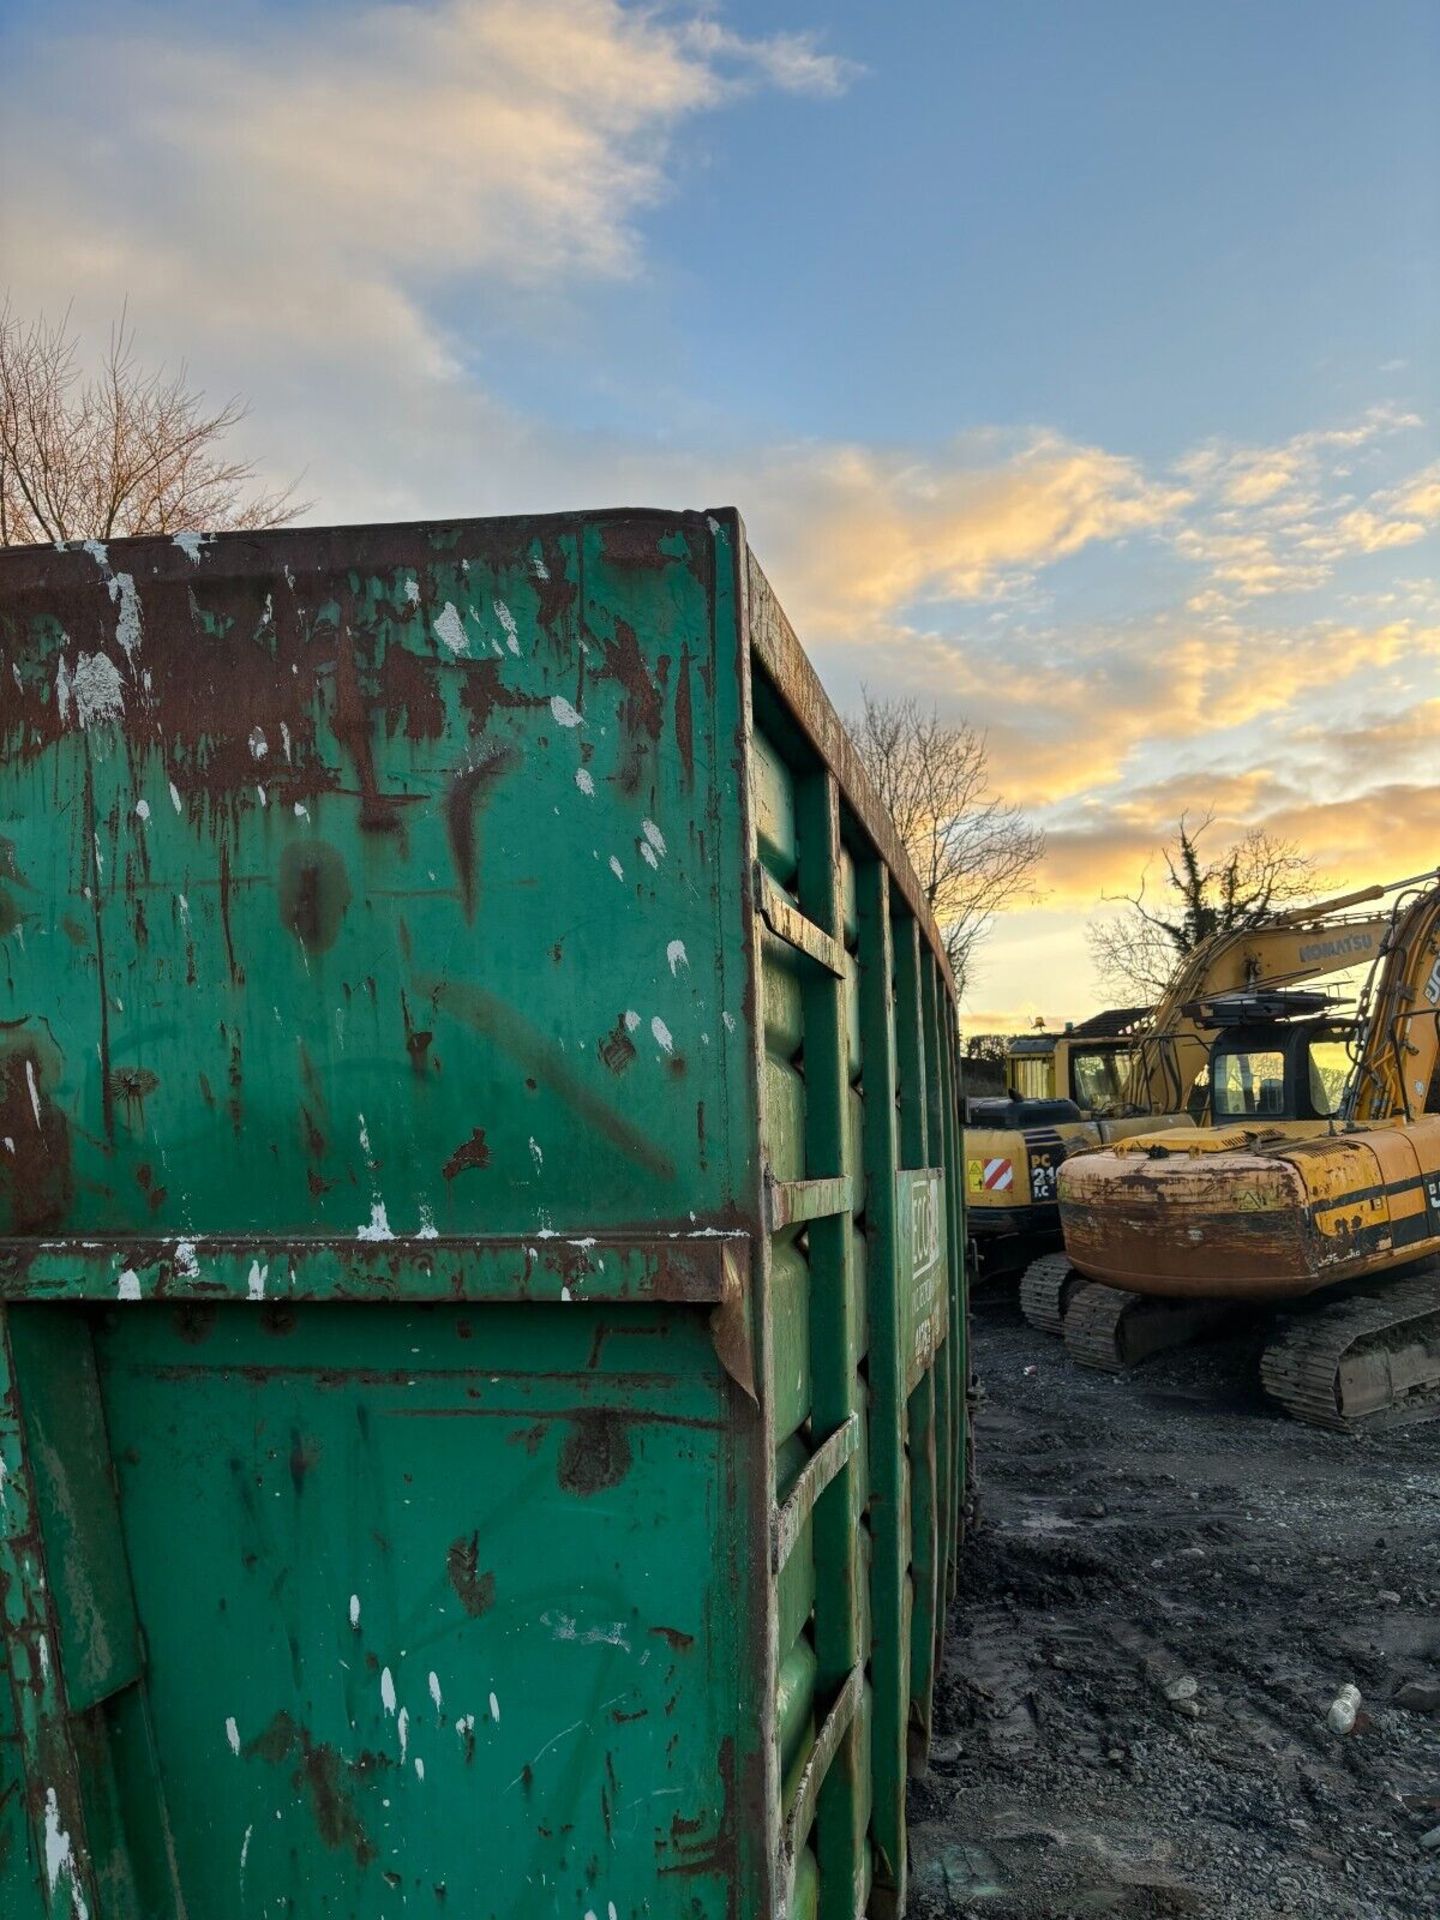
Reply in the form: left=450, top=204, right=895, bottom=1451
left=0, top=508, right=969, bottom=1918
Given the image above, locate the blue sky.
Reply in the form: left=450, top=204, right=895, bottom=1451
left=400, top=4, right=1440, bottom=461
left=3, top=1, right=1438, bottom=1020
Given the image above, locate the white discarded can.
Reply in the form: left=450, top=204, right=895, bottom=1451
left=1326, top=1684, right=1362, bottom=1735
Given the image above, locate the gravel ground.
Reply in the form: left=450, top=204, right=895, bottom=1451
left=908, top=1288, right=1440, bottom=1919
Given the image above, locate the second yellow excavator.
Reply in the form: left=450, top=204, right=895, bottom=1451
left=1048, top=869, right=1440, bottom=1428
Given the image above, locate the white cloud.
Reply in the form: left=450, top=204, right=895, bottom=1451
left=730, top=432, right=1187, bottom=629
left=0, top=0, right=853, bottom=370
left=1397, top=465, right=1440, bottom=520
left=1171, top=405, right=1436, bottom=600
left=1324, top=506, right=1428, bottom=554
left=679, top=19, right=860, bottom=95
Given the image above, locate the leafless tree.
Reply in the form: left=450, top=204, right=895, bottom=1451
left=851, top=692, right=1046, bottom=994
left=1087, top=813, right=1319, bottom=1001
left=0, top=300, right=303, bottom=547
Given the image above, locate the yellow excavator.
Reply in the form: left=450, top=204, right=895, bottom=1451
left=996, top=882, right=1396, bottom=1305
left=963, top=1009, right=1174, bottom=1280
left=1047, top=869, right=1440, bottom=1428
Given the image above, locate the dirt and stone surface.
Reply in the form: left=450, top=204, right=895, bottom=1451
left=908, top=1288, right=1440, bottom=1919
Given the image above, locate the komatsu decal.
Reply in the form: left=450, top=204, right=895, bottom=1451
left=1297, top=930, right=1376, bottom=965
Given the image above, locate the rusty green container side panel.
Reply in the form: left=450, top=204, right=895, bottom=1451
left=95, top=1302, right=745, bottom=1915
left=0, top=507, right=968, bottom=1917
left=0, top=517, right=748, bottom=1245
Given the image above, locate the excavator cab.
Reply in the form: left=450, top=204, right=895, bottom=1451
left=1004, top=1016, right=1146, bottom=1116
left=1189, top=990, right=1353, bottom=1125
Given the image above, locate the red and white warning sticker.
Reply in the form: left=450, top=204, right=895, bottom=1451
left=981, top=1157, right=1013, bottom=1192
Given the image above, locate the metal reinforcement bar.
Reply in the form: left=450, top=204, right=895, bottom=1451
left=779, top=1664, right=867, bottom=1904
left=772, top=1414, right=861, bottom=1574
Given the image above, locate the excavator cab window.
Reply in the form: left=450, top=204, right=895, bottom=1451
left=1009, top=1054, right=1054, bottom=1101
left=1307, top=1038, right=1351, bottom=1118
left=1069, top=1046, right=1134, bottom=1112
left=1210, top=1020, right=1354, bottom=1123
left=1214, top=1048, right=1286, bottom=1118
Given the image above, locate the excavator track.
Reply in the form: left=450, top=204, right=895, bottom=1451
left=1063, top=1282, right=1241, bottom=1375
left=1019, top=1254, right=1081, bottom=1335
left=1260, top=1271, right=1440, bottom=1431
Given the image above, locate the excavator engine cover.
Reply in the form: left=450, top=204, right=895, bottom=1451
left=1060, top=1147, right=1318, bottom=1297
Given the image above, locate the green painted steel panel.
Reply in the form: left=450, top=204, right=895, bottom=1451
left=851, top=1229, right=870, bottom=1367
left=776, top=1637, right=819, bottom=1780
left=3, top=1314, right=141, bottom=1718
left=89, top=1300, right=742, bottom=1917
left=0, top=507, right=969, bottom=1918
left=763, top=1060, right=808, bottom=1186
left=751, top=731, right=799, bottom=892
left=769, top=1234, right=813, bottom=1447
left=762, top=942, right=807, bottom=1061
left=0, top=518, right=748, bottom=1245
left=0, top=1641, right=47, bottom=1920
left=776, top=1517, right=817, bottom=1666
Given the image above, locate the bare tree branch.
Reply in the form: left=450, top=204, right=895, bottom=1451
left=0, top=298, right=306, bottom=548
left=850, top=691, right=1046, bottom=995
left=1087, top=813, right=1320, bottom=1002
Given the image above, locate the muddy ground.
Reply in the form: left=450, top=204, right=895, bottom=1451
left=908, top=1289, right=1440, bottom=1920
